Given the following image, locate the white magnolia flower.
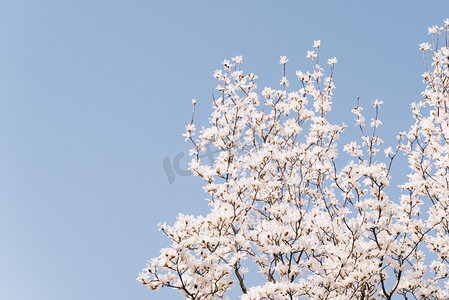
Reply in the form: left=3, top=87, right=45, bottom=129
left=327, top=57, right=337, bottom=65
left=279, top=55, right=288, bottom=64
left=419, top=42, right=431, bottom=51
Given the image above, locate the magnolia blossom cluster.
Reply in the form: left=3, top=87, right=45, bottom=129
left=139, top=19, right=449, bottom=299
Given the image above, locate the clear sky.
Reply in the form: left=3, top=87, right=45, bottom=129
left=0, top=1, right=448, bottom=299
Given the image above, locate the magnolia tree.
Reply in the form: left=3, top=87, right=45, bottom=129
left=139, top=20, right=449, bottom=299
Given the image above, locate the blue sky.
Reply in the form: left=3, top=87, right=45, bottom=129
left=0, top=1, right=448, bottom=299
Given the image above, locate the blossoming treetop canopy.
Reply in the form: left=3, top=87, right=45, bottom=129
left=139, top=19, right=449, bottom=299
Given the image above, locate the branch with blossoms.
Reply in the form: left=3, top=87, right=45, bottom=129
left=139, top=19, right=449, bottom=299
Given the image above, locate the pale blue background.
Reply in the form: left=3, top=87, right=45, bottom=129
left=0, top=1, right=448, bottom=299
